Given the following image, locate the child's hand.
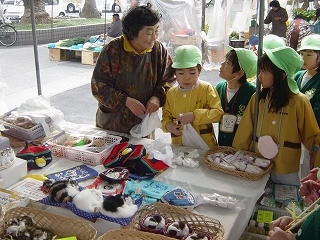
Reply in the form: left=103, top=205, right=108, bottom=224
left=176, top=112, right=195, bottom=125
left=166, top=122, right=182, bottom=136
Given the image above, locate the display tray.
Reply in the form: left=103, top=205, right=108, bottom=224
left=0, top=207, right=97, bottom=240
left=45, top=131, right=122, bottom=166
left=203, top=146, right=273, bottom=181
left=127, top=202, right=224, bottom=240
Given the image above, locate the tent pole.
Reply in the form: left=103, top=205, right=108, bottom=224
left=252, top=0, right=264, bottom=152
left=30, top=0, right=42, bottom=95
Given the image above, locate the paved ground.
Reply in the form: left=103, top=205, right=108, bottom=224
left=0, top=44, right=221, bottom=127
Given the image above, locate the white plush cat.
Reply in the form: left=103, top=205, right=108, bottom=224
left=100, top=194, right=138, bottom=218
left=72, top=188, right=104, bottom=213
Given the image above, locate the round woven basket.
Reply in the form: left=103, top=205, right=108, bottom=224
left=98, top=229, right=174, bottom=240
left=203, top=146, right=273, bottom=181
left=0, top=207, right=97, bottom=240
left=127, top=202, right=224, bottom=240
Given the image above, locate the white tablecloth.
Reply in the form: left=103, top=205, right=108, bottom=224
left=28, top=137, right=269, bottom=240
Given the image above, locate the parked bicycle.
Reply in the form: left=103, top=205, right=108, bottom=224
left=0, top=17, right=17, bottom=46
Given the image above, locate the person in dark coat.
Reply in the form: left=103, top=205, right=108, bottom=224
left=264, top=0, right=288, bottom=38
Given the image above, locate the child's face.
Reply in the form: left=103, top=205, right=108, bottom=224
left=175, top=67, right=199, bottom=89
left=258, top=69, right=274, bottom=89
left=300, top=50, right=320, bottom=70
left=219, top=58, right=239, bottom=81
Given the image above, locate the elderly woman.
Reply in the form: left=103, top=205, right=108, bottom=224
left=91, top=3, right=175, bottom=134
left=264, top=0, right=288, bottom=38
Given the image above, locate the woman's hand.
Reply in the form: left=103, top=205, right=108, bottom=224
left=266, top=227, right=295, bottom=240
left=166, top=122, right=182, bottom=136
left=145, top=96, right=160, bottom=115
left=176, top=112, right=195, bottom=125
left=126, top=97, right=146, bottom=116
left=269, top=216, right=293, bottom=231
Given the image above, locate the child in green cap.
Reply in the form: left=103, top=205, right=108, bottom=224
left=295, top=34, right=320, bottom=169
left=215, top=47, right=257, bottom=146
left=233, top=46, right=320, bottom=186
left=162, top=45, right=224, bottom=150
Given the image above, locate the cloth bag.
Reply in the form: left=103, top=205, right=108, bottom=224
left=181, top=124, right=210, bottom=151
left=16, top=142, right=52, bottom=170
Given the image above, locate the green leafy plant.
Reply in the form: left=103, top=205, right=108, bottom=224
left=229, top=31, right=239, bottom=40
left=292, top=8, right=316, bottom=22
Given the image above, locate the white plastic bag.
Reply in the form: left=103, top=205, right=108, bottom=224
left=181, top=123, right=210, bottom=151
left=146, top=138, right=173, bottom=167
left=130, top=111, right=161, bottom=139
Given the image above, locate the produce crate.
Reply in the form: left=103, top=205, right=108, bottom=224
left=45, top=131, right=122, bottom=166
left=240, top=205, right=290, bottom=240
left=170, top=35, right=197, bottom=46
left=0, top=109, right=50, bottom=141
left=49, top=47, right=80, bottom=61
left=0, top=207, right=97, bottom=240
left=81, top=51, right=100, bottom=65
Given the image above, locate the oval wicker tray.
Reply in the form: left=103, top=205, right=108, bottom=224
left=98, top=229, right=174, bottom=240
left=203, top=146, right=273, bottom=181
left=0, top=207, right=97, bottom=240
left=127, top=202, right=224, bottom=240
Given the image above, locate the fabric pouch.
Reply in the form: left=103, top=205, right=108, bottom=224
left=257, top=135, right=279, bottom=159
left=160, top=187, right=195, bottom=210
left=16, top=142, right=52, bottom=170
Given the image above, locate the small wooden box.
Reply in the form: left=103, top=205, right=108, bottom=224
left=81, top=51, right=100, bottom=65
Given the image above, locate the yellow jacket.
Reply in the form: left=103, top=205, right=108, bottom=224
left=233, top=92, right=320, bottom=174
left=162, top=80, right=224, bottom=148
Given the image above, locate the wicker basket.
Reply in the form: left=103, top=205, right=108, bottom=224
left=127, top=202, right=224, bottom=240
left=0, top=205, right=5, bottom=222
left=203, top=146, right=273, bottom=181
left=98, top=229, right=175, bottom=240
left=0, top=207, right=97, bottom=240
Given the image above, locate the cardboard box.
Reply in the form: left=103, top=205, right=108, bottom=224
left=0, top=157, right=27, bottom=188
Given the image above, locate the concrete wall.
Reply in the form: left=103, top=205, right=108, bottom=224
left=15, top=23, right=108, bottom=45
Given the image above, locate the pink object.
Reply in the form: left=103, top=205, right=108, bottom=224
left=257, top=135, right=279, bottom=159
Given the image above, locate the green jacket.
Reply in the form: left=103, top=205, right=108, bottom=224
left=296, top=206, right=320, bottom=240
left=216, top=81, right=256, bottom=146
left=294, top=70, right=320, bottom=127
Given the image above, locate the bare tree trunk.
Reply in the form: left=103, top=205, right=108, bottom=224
left=21, top=0, right=51, bottom=24
left=80, top=0, right=101, bottom=18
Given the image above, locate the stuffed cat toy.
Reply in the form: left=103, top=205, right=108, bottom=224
left=45, top=179, right=81, bottom=203
left=72, top=188, right=104, bottom=213
left=100, top=194, right=138, bottom=218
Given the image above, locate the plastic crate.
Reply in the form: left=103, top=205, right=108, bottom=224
left=45, top=132, right=122, bottom=166
left=0, top=109, right=49, bottom=141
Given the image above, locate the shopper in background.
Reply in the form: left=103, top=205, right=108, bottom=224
left=215, top=47, right=256, bottom=146
left=91, top=3, right=175, bottom=135
left=233, top=46, right=320, bottom=186
left=264, top=0, right=288, bottom=38
left=286, top=14, right=311, bottom=51
left=162, top=45, right=224, bottom=149
left=106, top=13, right=122, bottom=38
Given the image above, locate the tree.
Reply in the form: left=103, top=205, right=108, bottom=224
left=80, top=0, right=101, bottom=18
left=21, top=0, right=52, bottom=24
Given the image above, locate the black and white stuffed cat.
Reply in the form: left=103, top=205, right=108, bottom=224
left=45, top=179, right=81, bottom=203
left=100, top=194, right=138, bottom=218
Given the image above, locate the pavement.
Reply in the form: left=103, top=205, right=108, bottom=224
left=0, top=44, right=221, bottom=137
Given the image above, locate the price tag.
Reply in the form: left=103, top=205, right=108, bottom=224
left=257, top=210, right=274, bottom=223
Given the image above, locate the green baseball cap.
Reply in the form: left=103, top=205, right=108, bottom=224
left=172, top=45, right=202, bottom=69
left=263, top=34, right=285, bottom=50
left=297, top=34, right=320, bottom=52
left=263, top=46, right=303, bottom=94
left=226, top=46, right=257, bottom=79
